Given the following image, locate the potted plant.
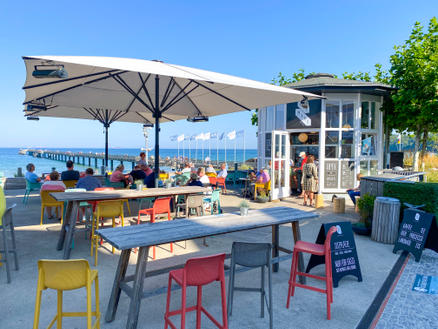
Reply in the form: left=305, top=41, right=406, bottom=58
left=353, top=193, right=375, bottom=235
left=239, top=200, right=250, bottom=216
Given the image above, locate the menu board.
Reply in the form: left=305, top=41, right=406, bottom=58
left=340, top=161, right=355, bottom=189
left=324, top=161, right=338, bottom=189
left=393, top=209, right=434, bottom=262
left=306, top=222, right=362, bottom=287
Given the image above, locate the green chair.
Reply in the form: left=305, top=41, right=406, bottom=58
left=23, top=180, right=41, bottom=204
left=204, top=189, right=222, bottom=214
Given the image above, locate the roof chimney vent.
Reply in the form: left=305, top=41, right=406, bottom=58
left=305, top=73, right=335, bottom=79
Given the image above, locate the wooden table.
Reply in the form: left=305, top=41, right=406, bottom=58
left=98, top=207, right=318, bottom=329
left=51, top=186, right=209, bottom=259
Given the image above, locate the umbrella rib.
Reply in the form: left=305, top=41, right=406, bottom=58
left=161, top=84, right=200, bottom=114
left=111, top=74, right=154, bottom=114
left=83, top=107, right=103, bottom=123
left=124, top=74, right=150, bottom=114
left=190, top=79, right=251, bottom=111
left=137, top=73, right=155, bottom=111
left=135, top=111, right=152, bottom=123
left=23, top=71, right=128, bottom=105
left=163, top=78, right=203, bottom=115
left=23, top=69, right=119, bottom=90
left=160, top=77, right=176, bottom=107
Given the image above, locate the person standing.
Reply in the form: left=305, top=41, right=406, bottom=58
left=61, top=160, right=80, bottom=181
left=295, top=151, right=308, bottom=198
left=137, top=152, right=148, bottom=167
left=302, top=155, right=318, bottom=207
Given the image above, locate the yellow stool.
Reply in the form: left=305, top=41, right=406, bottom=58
left=91, top=200, right=124, bottom=266
left=33, top=259, right=100, bottom=329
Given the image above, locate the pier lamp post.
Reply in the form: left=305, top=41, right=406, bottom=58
left=143, top=124, right=152, bottom=164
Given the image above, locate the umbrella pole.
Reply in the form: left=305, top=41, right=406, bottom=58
left=104, top=122, right=109, bottom=173
left=154, top=75, right=160, bottom=188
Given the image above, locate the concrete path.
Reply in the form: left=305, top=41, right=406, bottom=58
left=0, top=189, right=402, bottom=328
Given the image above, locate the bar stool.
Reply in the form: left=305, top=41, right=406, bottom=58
left=0, top=204, right=19, bottom=283
left=286, top=226, right=337, bottom=320
left=33, top=259, right=100, bottom=329
left=164, top=253, right=228, bottom=329
left=227, top=242, right=273, bottom=329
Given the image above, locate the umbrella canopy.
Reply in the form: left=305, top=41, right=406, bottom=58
left=22, top=55, right=323, bottom=184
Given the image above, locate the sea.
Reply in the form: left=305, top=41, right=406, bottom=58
left=0, top=148, right=257, bottom=178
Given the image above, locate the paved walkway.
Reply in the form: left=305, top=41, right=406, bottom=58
left=374, top=249, right=438, bottom=329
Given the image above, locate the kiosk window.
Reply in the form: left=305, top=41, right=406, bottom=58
left=326, top=101, right=340, bottom=128
left=325, top=131, right=339, bottom=158
left=265, top=133, right=272, bottom=158
left=361, top=134, right=376, bottom=156
left=370, top=102, right=376, bottom=129
left=361, top=102, right=369, bottom=128
left=342, top=102, right=354, bottom=128
left=341, top=131, right=354, bottom=158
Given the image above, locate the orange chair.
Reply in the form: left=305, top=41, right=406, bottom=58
left=286, top=226, right=337, bottom=320
left=208, top=176, right=217, bottom=186
left=40, top=190, right=65, bottom=225
left=216, top=177, right=227, bottom=193
left=164, top=253, right=228, bottom=329
left=137, top=197, right=172, bottom=259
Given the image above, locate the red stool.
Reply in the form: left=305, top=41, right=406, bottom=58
left=138, top=197, right=172, bottom=259
left=164, top=253, right=228, bottom=329
left=286, top=226, right=337, bottom=320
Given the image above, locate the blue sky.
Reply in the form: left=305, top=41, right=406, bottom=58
left=0, top=1, right=436, bottom=149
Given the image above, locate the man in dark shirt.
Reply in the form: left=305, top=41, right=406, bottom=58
left=144, top=171, right=156, bottom=188
left=61, top=160, right=80, bottom=180
left=76, top=168, right=102, bottom=191
left=129, top=165, right=147, bottom=181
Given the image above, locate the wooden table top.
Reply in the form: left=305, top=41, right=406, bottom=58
left=97, top=207, right=318, bottom=250
left=50, top=186, right=209, bottom=202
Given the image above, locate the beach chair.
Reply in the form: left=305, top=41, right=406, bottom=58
left=23, top=180, right=41, bottom=204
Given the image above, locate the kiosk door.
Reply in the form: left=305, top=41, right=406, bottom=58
left=271, top=131, right=290, bottom=199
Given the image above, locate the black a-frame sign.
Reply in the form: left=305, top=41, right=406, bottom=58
left=305, top=222, right=363, bottom=288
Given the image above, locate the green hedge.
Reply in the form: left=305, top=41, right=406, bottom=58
left=383, top=182, right=438, bottom=221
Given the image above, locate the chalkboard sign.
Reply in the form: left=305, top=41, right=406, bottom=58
left=324, top=161, right=338, bottom=189
left=390, top=152, right=404, bottom=168
left=306, top=222, right=362, bottom=287
left=393, top=209, right=435, bottom=262
left=340, top=160, right=355, bottom=189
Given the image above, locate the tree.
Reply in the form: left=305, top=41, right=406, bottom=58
left=389, top=17, right=438, bottom=170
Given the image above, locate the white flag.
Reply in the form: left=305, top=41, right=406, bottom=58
left=177, top=134, right=185, bottom=142
left=227, top=130, right=236, bottom=140
left=195, top=133, right=204, bottom=140
left=203, top=132, right=211, bottom=140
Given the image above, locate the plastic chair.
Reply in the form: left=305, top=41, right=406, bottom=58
left=93, top=187, right=131, bottom=216
left=33, top=259, right=100, bottom=329
left=63, top=180, right=78, bottom=189
left=164, top=253, right=228, bottom=329
left=0, top=198, right=19, bottom=283
left=254, top=181, right=271, bottom=200
left=40, top=190, right=65, bottom=225
left=64, top=188, right=93, bottom=238
left=23, top=180, right=41, bottom=204
left=227, top=242, right=272, bottom=329
left=216, top=177, right=227, bottom=193
left=159, top=173, right=169, bottom=180
left=208, top=176, right=217, bottom=186
left=91, top=200, right=124, bottom=266
left=286, top=226, right=337, bottom=320
left=138, top=197, right=172, bottom=259
left=186, top=195, right=205, bottom=217
left=203, top=189, right=222, bottom=214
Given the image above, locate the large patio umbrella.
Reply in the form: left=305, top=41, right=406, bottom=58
left=22, top=56, right=322, bottom=184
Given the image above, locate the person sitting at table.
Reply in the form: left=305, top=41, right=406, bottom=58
left=217, top=163, right=227, bottom=178
left=76, top=168, right=102, bottom=191
left=144, top=170, right=156, bottom=188
left=140, top=164, right=153, bottom=177
left=61, top=160, right=80, bottom=181
left=248, top=170, right=257, bottom=182
left=197, top=167, right=210, bottom=185
left=137, top=152, right=148, bottom=167
left=181, top=163, right=191, bottom=174
left=25, top=163, right=41, bottom=183
left=206, top=164, right=217, bottom=176
left=41, top=171, right=66, bottom=219
left=186, top=172, right=204, bottom=187
left=129, top=165, right=147, bottom=182
left=347, top=173, right=362, bottom=205
left=256, top=168, right=270, bottom=184
left=110, top=164, right=129, bottom=187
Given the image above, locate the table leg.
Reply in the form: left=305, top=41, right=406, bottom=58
left=105, top=249, right=131, bottom=323
left=57, top=201, right=73, bottom=251
left=63, top=201, right=79, bottom=259
left=126, top=246, right=149, bottom=329
left=291, top=221, right=306, bottom=284
left=272, top=224, right=279, bottom=272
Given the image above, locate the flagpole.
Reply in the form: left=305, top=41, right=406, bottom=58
left=243, top=131, right=245, bottom=165
left=188, top=139, right=191, bottom=161
left=225, top=137, right=227, bottom=165
left=182, top=139, right=184, bottom=160
left=177, top=141, right=180, bottom=163
left=196, top=139, right=198, bottom=163
left=234, top=138, right=236, bottom=164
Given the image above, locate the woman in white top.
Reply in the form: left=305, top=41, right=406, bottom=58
left=197, top=167, right=210, bottom=185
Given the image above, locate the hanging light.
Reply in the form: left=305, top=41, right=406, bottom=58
left=32, top=64, right=68, bottom=79
left=26, top=104, right=47, bottom=111
left=27, top=116, right=39, bottom=121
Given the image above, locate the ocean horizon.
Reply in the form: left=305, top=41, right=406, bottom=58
left=0, top=147, right=257, bottom=178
